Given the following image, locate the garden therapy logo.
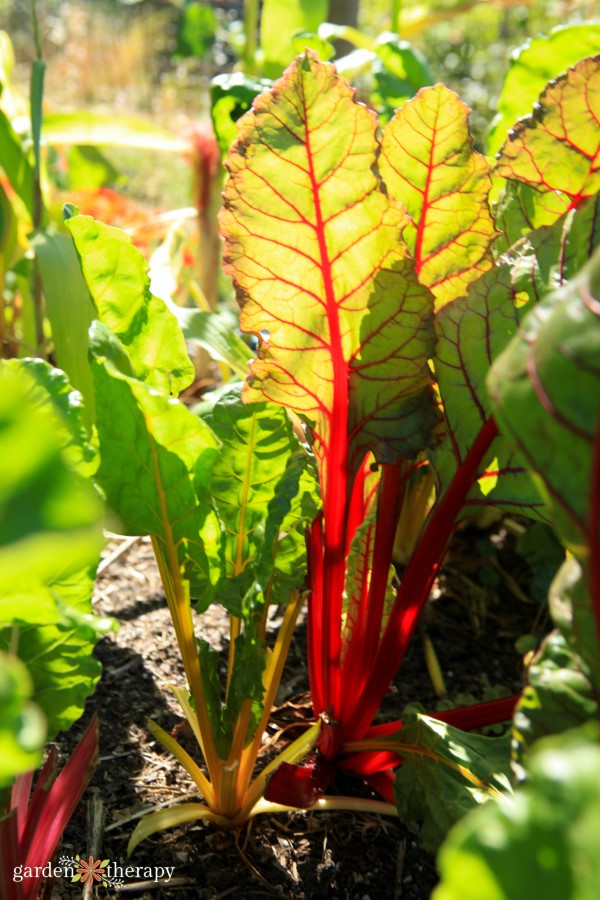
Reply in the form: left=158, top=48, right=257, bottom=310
left=56, top=854, right=176, bottom=887
left=59, top=855, right=124, bottom=887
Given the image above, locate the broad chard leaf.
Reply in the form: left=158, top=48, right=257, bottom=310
left=200, top=383, right=318, bottom=614
left=89, top=323, right=221, bottom=607
left=380, top=83, right=497, bottom=309
left=221, top=50, right=437, bottom=507
left=66, top=214, right=194, bottom=397
left=488, top=23, right=600, bottom=156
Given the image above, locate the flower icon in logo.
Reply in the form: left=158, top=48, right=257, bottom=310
left=73, top=856, right=108, bottom=885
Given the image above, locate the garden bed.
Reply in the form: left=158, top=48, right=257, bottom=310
left=54, top=526, right=534, bottom=899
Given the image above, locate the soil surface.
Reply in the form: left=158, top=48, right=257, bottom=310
left=51, top=523, right=541, bottom=899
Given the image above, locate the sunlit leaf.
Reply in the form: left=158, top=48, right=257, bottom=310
left=393, top=706, right=512, bottom=851
left=496, top=56, right=600, bottom=206
left=89, top=322, right=220, bottom=605
left=488, top=24, right=600, bottom=155
left=43, top=111, right=188, bottom=152
left=380, top=84, right=496, bottom=308
left=66, top=214, right=194, bottom=397
left=260, top=0, right=328, bottom=77
left=31, top=229, right=96, bottom=427
left=221, top=51, right=437, bottom=504
left=435, top=724, right=600, bottom=900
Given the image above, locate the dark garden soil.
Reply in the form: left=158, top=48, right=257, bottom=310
left=52, top=523, right=542, bottom=900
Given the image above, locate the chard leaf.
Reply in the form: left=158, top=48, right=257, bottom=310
left=175, top=308, right=252, bottom=378
left=393, top=706, right=512, bottom=851
left=200, top=383, right=318, bottom=613
left=66, top=214, right=194, bottom=396
left=432, top=262, right=546, bottom=519
left=380, top=83, right=496, bottom=308
left=221, top=51, right=437, bottom=504
left=512, top=629, right=597, bottom=772
left=89, top=322, right=221, bottom=607
left=0, top=360, right=105, bottom=739
left=435, top=724, right=600, bottom=900
left=496, top=56, right=600, bottom=208
left=488, top=24, right=600, bottom=156
left=487, top=247, right=600, bottom=556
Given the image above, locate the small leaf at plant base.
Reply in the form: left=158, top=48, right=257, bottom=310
left=435, top=724, right=600, bottom=900
left=66, top=215, right=194, bottom=396
left=380, top=83, right=496, bottom=309
left=512, top=628, right=597, bottom=771
left=496, top=55, right=600, bottom=205
left=392, top=706, right=512, bottom=851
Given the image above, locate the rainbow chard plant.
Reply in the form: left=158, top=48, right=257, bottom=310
left=62, top=213, right=397, bottom=850
left=220, top=49, right=600, bottom=828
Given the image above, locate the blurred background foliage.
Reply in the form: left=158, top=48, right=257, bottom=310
left=2, top=1, right=598, bottom=154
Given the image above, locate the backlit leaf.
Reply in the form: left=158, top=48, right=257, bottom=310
left=488, top=24, right=600, bottom=156
left=496, top=56, right=600, bottom=206
left=380, top=83, right=496, bottom=308
left=221, top=51, right=437, bottom=508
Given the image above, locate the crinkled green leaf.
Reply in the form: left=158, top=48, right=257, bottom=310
left=435, top=724, right=600, bottom=900
left=488, top=246, right=600, bottom=556
left=89, top=322, right=221, bottom=606
left=512, top=630, right=597, bottom=773
left=496, top=56, right=600, bottom=206
left=66, top=214, right=194, bottom=396
left=0, top=651, right=46, bottom=788
left=199, top=383, right=318, bottom=613
left=432, top=262, right=546, bottom=519
left=488, top=24, right=600, bottom=156
left=393, top=706, right=512, bottom=851
left=380, top=83, right=496, bottom=308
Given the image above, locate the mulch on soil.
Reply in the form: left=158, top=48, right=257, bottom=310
left=52, top=524, right=539, bottom=899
